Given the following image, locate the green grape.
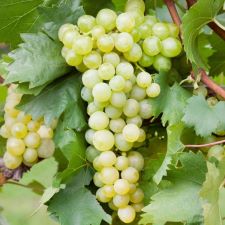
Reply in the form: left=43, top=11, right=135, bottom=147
left=98, top=63, right=115, bottom=80
left=5, top=116, right=16, bottom=128
left=132, top=203, right=144, bottom=212
left=122, top=124, right=140, bottom=142
left=121, top=167, right=139, bottom=183
left=144, top=15, right=157, bottom=27
left=129, top=183, right=137, bottom=194
left=161, top=37, right=182, bottom=58
left=130, top=188, right=144, bottom=203
left=143, top=36, right=161, bottom=56
left=138, top=23, right=152, bottom=39
left=96, top=9, right=117, bottom=32
left=16, top=112, right=32, bottom=124
left=109, top=75, right=126, bottom=91
left=167, top=23, right=179, bottom=37
left=108, top=201, right=118, bottom=210
left=93, top=130, right=115, bottom=151
left=125, top=0, right=145, bottom=14
left=118, top=205, right=136, bottom=224
left=137, top=128, right=146, bottom=143
left=82, top=69, right=102, bottom=88
left=102, top=185, right=116, bottom=198
left=109, top=118, right=126, bottom=133
left=124, top=43, right=142, bottom=62
left=128, top=10, right=145, bottom=26
left=153, top=54, right=172, bottom=72
left=0, top=125, right=11, bottom=138
left=103, top=52, right=120, bottom=67
left=115, top=32, right=134, bottom=53
left=110, top=92, right=127, bottom=108
left=115, top=155, right=129, bottom=171
left=61, top=46, right=69, bottom=58
left=91, top=25, right=105, bottom=39
left=58, top=23, right=76, bottom=42
left=83, top=51, right=102, bottom=69
left=208, top=145, right=224, bottom=161
left=76, top=62, right=88, bottom=72
left=115, top=133, right=133, bottom=152
left=88, top=111, right=109, bottom=130
left=126, top=115, right=142, bottom=127
left=37, top=125, right=53, bottom=139
left=131, top=28, right=141, bottom=42
left=24, top=132, right=41, bottom=148
left=23, top=148, right=38, bottom=163
left=152, top=22, right=170, bottom=40
left=92, top=82, right=111, bottom=102
left=11, top=122, right=27, bottom=139
left=7, top=137, right=25, bottom=156
left=101, top=167, right=119, bottom=185
left=105, top=105, right=123, bottom=119
left=123, top=99, right=140, bottom=117
left=116, top=62, right=134, bottom=80
left=27, top=121, right=40, bottom=132
left=3, top=152, right=22, bottom=169
left=81, top=87, right=93, bottom=103
left=94, top=172, right=104, bottom=187
left=86, top=145, right=100, bottom=162
left=87, top=102, right=101, bottom=115
left=114, top=179, right=130, bottom=195
left=130, top=85, right=147, bottom=101
left=94, top=100, right=109, bottom=108
left=123, top=80, right=133, bottom=93
left=146, top=83, right=161, bottom=98
left=99, top=151, right=117, bottom=167
left=97, top=34, right=114, bottom=53
left=139, top=99, right=153, bottom=119
left=62, top=30, right=79, bottom=48
left=113, top=194, right=130, bottom=208
left=136, top=72, right=152, bottom=88
left=37, top=139, right=55, bottom=158
left=77, top=15, right=96, bottom=33
left=93, top=156, right=103, bottom=171
left=128, top=151, right=144, bottom=171
left=138, top=53, right=154, bottom=67
left=65, top=49, right=83, bottom=66
left=73, top=36, right=93, bottom=55
left=96, top=188, right=111, bottom=203
left=85, top=129, right=95, bottom=145
left=116, top=12, right=135, bottom=33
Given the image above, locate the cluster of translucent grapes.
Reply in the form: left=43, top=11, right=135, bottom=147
left=0, top=85, right=56, bottom=170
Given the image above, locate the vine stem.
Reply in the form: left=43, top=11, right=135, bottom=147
left=185, top=139, right=225, bottom=148
left=164, top=0, right=225, bottom=99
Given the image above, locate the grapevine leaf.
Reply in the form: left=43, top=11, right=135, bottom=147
left=18, top=74, right=87, bottom=131
left=199, top=159, right=225, bottom=225
left=4, top=32, right=70, bottom=88
left=153, top=123, right=185, bottom=184
left=48, top=169, right=112, bottom=225
left=112, top=0, right=126, bottom=11
left=182, top=95, right=225, bottom=137
left=140, top=152, right=206, bottom=225
left=182, top=0, right=224, bottom=69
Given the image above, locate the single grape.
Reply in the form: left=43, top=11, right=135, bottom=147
left=108, top=201, right=118, bottom=210
left=62, top=30, right=79, bottom=48
left=24, top=132, right=41, bottom=148
left=93, top=156, right=103, bottom=171
left=91, top=25, right=105, bottom=39
left=105, top=105, right=123, bottom=119
left=92, top=83, right=111, bottom=102
left=115, top=32, right=134, bottom=53
left=27, top=121, right=40, bottom=132
left=131, top=28, right=141, bottom=42
left=77, top=15, right=96, bottom=33
left=7, top=137, right=25, bottom=156
left=83, top=51, right=102, bottom=69
left=115, top=133, right=133, bottom=152
left=115, top=155, right=129, bottom=171
left=126, top=115, right=142, bottom=127
left=130, top=85, right=147, bottom=101
left=23, top=148, right=38, bottom=163
left=98, top=151, right=117, bottom=167
left=86, top=145, right=100, bottom=162
left=81, top=87, right=93, bottom=103
left=137, top=128, right=146, bottom=143
left=93, top=130, right=115, bottom=151
left=121, top=167, right=139, bottom=183
left=130, top=188, right=144, bottom=203
left=118, top=205, right=136, bottom=224
left=161, top=37, right=182, bottom=58
left=123, top=99, right=140, bottom=117
left=58, top=23, right=76, bottom=42
left=146, top=83, right=161, bottom=98
left=167, top=23, right=179, bottom=37
left=116, top=62, right=134, bottom=80
left=87, top=102, right=102, bottom=116
left=136, top=71, right=152, bottom=88
left=16, top=112, right=32, bottom=124
left=76, top=62, right=88, bottom=72
left=65, top=49, right=83, bottom=66
left=37, top=139, right=55, bottom=158
left=152, top=22, right=170, bottom=40
left=10, top=122, right=27, bottom=139
left=138, top=23, right=152, bottom=39
left=103, top=52, right=120, bottom=67
left=122, top=124, right=140, bottom=142
left=125, top=0, right=145, bottom=13
left=3, top=152, right=22, bottom=169
left=109, top=118, right=126, bottom=133
left=128, top=10, right=145, bottom=26
left=97, top=34, right=114, bottom=53
left=94, top=100, right=109, bottom=108
left=85, top=129, right=95, bottom=145
left=116, top=12, right=135, bottom=33
left=114, top=179, right=130, bottom=195
left=128, top=151, right=144, bottom=171
left=132, top=203, right=144, bottom=212
left=123, top=80, right=133, bottom=93
left=124, top=43, right=142, bottom=62
left=94, top=172, right=104, bottom=187
left=0, top=125, right=11, bottom=138
left=139, top=99, right=153, bottom=119
left=5, top=116, right=16, bottom=128
left=138, top=53, right=154, bottom=67
left=153, top=54, right=172, bottom=72
left=37, top=125, right=53, bottom=139
left=143, top=36, right=161, bottom=56
left=109, top=75, right=126, bottom=92
left=88, top=111, right=109, bottom=130
left=98, top=63, right=115, bottom=80
left=129, top=183, right=137, bottom=194
left=102, top=185, right=116, bottom=198
left=110, top=92, right=127, bottom=108
left=96, top=188, right=111, bottom=203
left=144, top=15, right=157, bottom=27
left=101, top=167, right=119, bottom=185
left=82, top=69, right=101, bottom=89
left=73, top=36, right=93, bottom=55
left=113, top=194, right=130, bottom=208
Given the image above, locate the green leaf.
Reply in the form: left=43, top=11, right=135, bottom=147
left=112, top=0, right=126, bottom=11
left=200, top=159, right=225, bottom=225
left=182, top=95, right=225, bottom=137
left=18, top=74, right=87, bottom=130
left=48, top=168, right=112, bottom=225
left=4, top=32, right=70, bottom=88
left=182, top=0, right=224, bottom=69
left=140, top=152, right=206, bottom=225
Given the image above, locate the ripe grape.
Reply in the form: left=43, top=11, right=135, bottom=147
left=123, top=43, right=142, bottom=62
left=116, top=13, right=135, bottom=33
left=103, top=52, right=120, bottom=67
left=98, top=63, right=115, bottom=80
left=109, top=118, right=126, bottom=133
left=93, top=130, right=115, bottom=151
left=97, top=34, right=114, bottom=53
left=146, top=83, right=161, bottom=98
left=77, top=15, right=96, bottom=33
left=115, top=155, right=129, bottom=171
left=152, top=22, right=170, bottom=40
left=101, top=167, right=119, bottom=184
left=37, top=139, right=55, bottom=158
left=86, top=145, right=100, bottom=162
left=121, top=167, right=139, bottom=183
left=73, top=36, right=93, bottom=55
left=153, top=54, right=172, bottom=72
left=143, top=36, right=161, bottom=56
left=92, top=83, right=112, bottom=102
left=83, top=51, right=102, bottom=69
left=109, top=75, right=126, bottom=91
left=88, top=111, right=109, bottom=130
left=98, top=151, right=117, bottom=167
left=113, top=194, right=130, bottom=208
left=115, top=32, right=134, bottom=52
left=118, top=205, right=136, bottom=224
left=3, top=152, right=22, bottom=169
left=136, top=72, right=152, bottom=88
left=116, top=62, right=134, bottom=80
left=114, top=179, right=130, bottom=195
left=127, top=151, right=144, bottom=171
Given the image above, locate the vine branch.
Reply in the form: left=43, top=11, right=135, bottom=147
left=185, top=139, right=225, bottom=148
left=164, top=0, right=225, bottom=99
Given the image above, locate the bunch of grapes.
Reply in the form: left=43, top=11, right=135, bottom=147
left=0, top=85, right=56, bottom=170
left=58, top=0, right=182, bottom=223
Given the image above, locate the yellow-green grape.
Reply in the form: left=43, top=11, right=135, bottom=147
left=76, top=62, right=88, bottom=72
left=142, top=36, right=161, bottom=56
left=115, top=32, right=134, bottom=53
left=97, top=34, right=114, bottom=53
left=130, top=85, right=147, bottom=101
left=86, top=145, right=100, bottom=163
left=91, top=25, right=105, bottom=39
left=7, top=137, right=25, bottom=156
left=137, top=128, right=146, bottom=143
left=101, top=167, right=119, bottom=184
left=122, top=124, right=140, bottom=142
left=123, top=99, right=140, bottom=117
left=125, top=0, right=145, bottom=13
left=116, top=12, right=135, bottom=33
left=131, top=28, right=141, bottom=42
left=161, top=37, right=182, bottom=58
left=24, top=132, right=41, bottom=148
left=115, top=155, right=129, bottom=171
left=123, top=80, right=133, bottom=93
left=129, top=183, right=137, bottom=194
left=87, top=102, right=102, bottom=116
left=85, top=129, right=95, bottom=145
left=98, top=63, right=115, bottom=80
left=115, top=133, right=133, bottom=152
left=37, top=139, right=55, bottom=158
left=94, top=100, right=109, bottom=108
left=144, top=15, right=157, bottom=27
left=116, top=62, right=134, bottom=80
left=126, top=115, right=142, bottom=127
left=123, top=43, right=142, bottom=62
left=93, top=130, right=115, bottom=151
left=4, top=116, right=17, bottom=128
left=102, top=185, right=116, bottom=198
left=4, top=107, right=20, bottom=118
left=17, top=112, right=32, bottom=124
left=27, top=121, right=40, bottom=132
left=83, top=51, right=102, bottom=69
left=118, top=205, right=136, bottom=224
left=113, top=194, right=130, bottom=208
left=62, top=30, right=79, bottom=48
left=88, top=111, right=109, bottom=130
left=73, top=36, right=93, bottom=55
left=93, top=172, right=104, bottom=187
left=3, top=152, right=22, bottom=169
left=58, top=23, right=76, bottom=42
left=105, top=105, right=123, bottom=119
left=108, top=201, right=118, bottom=210
left=92, top=83, right=112, bottom=102
left=0, top=125, right=11, bottom=138
left=109, top=75, right=126, bottom=92
left=98, top=151, right=117, bottom=167
left=138, top=53, right=154, bottom=67
left=121, top=167, right=139, bottom=183
left=37, top=125, right=53, bottom=139
left=146, top=83, right=161, bottom=98
left=153, top=54, right=172, bottom=72
left=23, top=158, right=38, bottom=167
left=23, top=148, right=38, bottom=163
left=139, top=99, right=153, bottom=119
left=96, top=9, right=117, bottom=32
left=128, top=10, right=145, bottom=26
left=138, top=23, right=152, bottom=39
left=130, top=188, right=144, bottom=203
left=136, top=71, right=152, bottom=88
left=77, top=15, right=96, bottom=33
left=103, top=52, right=120, bottom=67
left=82, top=69, right=102, bottom=89
left=110, top=92, right=127, bottom=108
left=96, top=188, right=111, bottom=203
left=128, top=151, right=144, bottom=171
left=114, top=179, right=130, bottom=195
left=81, top=87, right=93, bottom=103
left=168, top=23, right=179, bottom=37
left=65, top=49, right=83, bottom=66
left=132, top=203, right=144, bottom=212
left=109, top=118, right=126, bottom=133
left=152, top=22, right=170, bottom=40
left=93, top=156, right=103, bottom=171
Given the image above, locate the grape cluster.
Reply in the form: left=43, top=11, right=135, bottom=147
left=58, top=0, right=182, bottom=223
left=0, top=85, right=56, bottom=169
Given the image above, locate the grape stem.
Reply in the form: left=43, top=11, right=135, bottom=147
left=186, top=0, right=225, bottom=41
left=164, top=0, right=225, bottom=99
left=185, top=139, right=225, bottom=148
